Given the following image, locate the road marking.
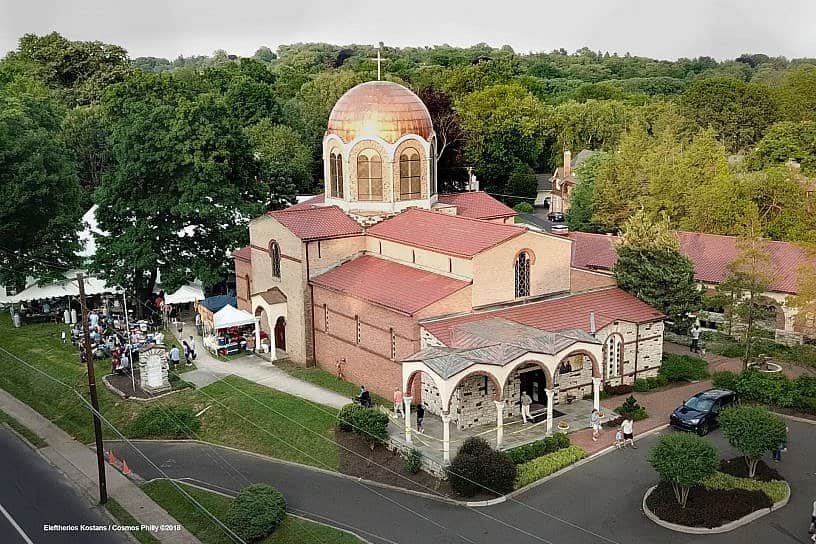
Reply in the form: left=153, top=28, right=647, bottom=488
left=0, top=503, right=34, bottom=544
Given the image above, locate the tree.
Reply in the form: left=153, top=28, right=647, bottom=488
left=775, top=65, right=816, bottom=122
left=613, top=209, right=701, bottom=332
left=785, top=243, right=816, bottom=338
left=246, top=120, right=309, bottom=200
left=93, top=72, right=266, bottom=305
left=648, top=433, right=719, bottom=508
left=505, top=161, right=537, bottom=208
left=61, top=104, right=111, bottom=202
left=749, top=121, right=816, bottom=175
left=719, top=406, right=787, bottom=478
left=0, top=74, right=82, bottom=288
left=565, top=151, right=609, bottom=232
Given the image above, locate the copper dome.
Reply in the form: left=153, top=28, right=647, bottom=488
left=326, top=81, right=434, bottom=144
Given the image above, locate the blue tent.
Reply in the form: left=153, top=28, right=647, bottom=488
left=200, top=295, right=236, bottom=313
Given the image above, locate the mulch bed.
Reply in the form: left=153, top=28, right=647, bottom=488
left=719, top=457, right=782, bottom=482
left=646, top=481, right=772, bottom=528
left=335, top=430, right=491, bottom=500
left=106, top=370, right=157, bottom=399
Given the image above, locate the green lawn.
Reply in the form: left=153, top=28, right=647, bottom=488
left=104, top=498, right=160, bottom=544
left=142, top=480, right=362, bottom=544
left=0, top=314, right=340, bottom=469
left=0, top=408, right=47, bottom=447
left=274, top=359, right=389, bottom=406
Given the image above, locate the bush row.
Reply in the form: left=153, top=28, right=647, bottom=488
left=711, top=370, right=816, bottom=414
left=702, top=471, right=788, bottom=504
left=633, top=375, right=669, bottom=392
left=506, top=433, right=570, bottom=465
left=659, top=354, right=709, bottom=382
left=513, top=446, right=587, bottom=489
left=448, top=438, right=516, bottom=498
left=337, top=403, right=390, bottom=443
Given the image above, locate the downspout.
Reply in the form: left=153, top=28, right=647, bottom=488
left=306, top=241, right=316, bottom=367
left=633, top=322, right=640, bottom=382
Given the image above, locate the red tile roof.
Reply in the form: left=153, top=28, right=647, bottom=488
left=232, top=245, right=252, bottom=261
left=568, top=231, right=812, bottom=295
left=423, top=288, right=664, bottom=346
left=267, top=205, right=363, bottom=241
left=437, top=192, right=516, bottom=220
left=288, top=194, right=325, bottom=210
left=368, top=207, right=526, bottom=258
left=311, top=255, right=470, bottom=315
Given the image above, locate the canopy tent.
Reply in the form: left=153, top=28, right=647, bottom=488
left=8, top=272, right=122, bottom=303
left=213, top=305, right=257, bottom=330
left=165, top=284, right=205, bottom=305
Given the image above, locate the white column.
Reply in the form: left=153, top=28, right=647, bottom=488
left=403, top=396, right=413, bottom=445
left=545, top=388, right=555, bottom=435
left=494, top=400, right=505, bottom=448
left=441, top=412, right=451, bottom=464
left=592, top=377, right=602, bottom=411
left=254, top=319, right=262, bottom=355
left=269, top=317, right=278, bottom=361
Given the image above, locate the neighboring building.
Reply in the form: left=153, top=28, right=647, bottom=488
left=568, top=231, right=816, bottom=343
left=234, top=81, right=665, bottom=453
left=535, top=149, right=596, bottom=211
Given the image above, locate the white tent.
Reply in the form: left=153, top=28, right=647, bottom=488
left=213, top=304, right=257, bottom=330
left=9, top=272, right=121, bottom=303
left=165, top=284, right=205, bottom=305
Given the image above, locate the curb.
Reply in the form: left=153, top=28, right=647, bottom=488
left=642, top=482, right=791, bottom=534
left=773, top=412, right=816, bottom=425
left=0, top=421, right=41, bottom=452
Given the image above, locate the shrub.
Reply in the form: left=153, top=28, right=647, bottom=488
left=615, top=395, right=648, bottom=421
left=633, top=376, right=667, bottom=392
left=633, top=378, right=652, bottom=392
left=648, top=433, right=719, bottom=508
left=403, top=448, right=422, bottom=474
left=702, top=471, right=789, bottom=504
left=337, top=403, right=366, bottom=432
left=604, top=384, right=633, bottom=396
left=719, top=406, right=787, bottom=478
left=658, top=354, right=709, bottom=382
left=735, top=370, right=798, bottom=408
left=336, top=403, right=389, bottom=443
left=513, top=202, right=534, bottom=213
left=794, top=376, right=816, bottom=398
left=506, top=433, right=570, bottom=464
left=128, top=406, right=200, bottom=439
left=447, top=438, right=516, bottom=498
left=514, top=446, right=587, bottom=489
left=711, top=370, right=739, bottom=391
left=226, top=484, right=286, bottom=542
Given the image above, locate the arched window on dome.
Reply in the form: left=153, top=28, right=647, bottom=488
left=399, top=148, right=422, bottom=200
left=429, top=140, right=437, bottom=196
left=514, top=251, right=530, bottom=298
left=357, top=150, right=383, bottom=201
left=329, top=151, right=344, bottom=198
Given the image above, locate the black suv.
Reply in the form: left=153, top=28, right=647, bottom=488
left=669, top=389, right=737, bottom=436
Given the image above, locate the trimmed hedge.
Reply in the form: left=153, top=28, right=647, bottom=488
left=604, top=384, right=633, bottom=396
left=702, top=471, right=788, bottom=503
left=658, top=354, right=709, bottom=382
left=634, top=374, right=669, bottom=392
left=127, top=406, right=200, bottom=439
left=514, top=446, right=587, bottom=489
left=337, top=403, right=389, bottom=443
left=712, top=370, right=816, bottom=414
left=226, top=484, right=286, bottom=542
left=507, top=433, right=570, bottom=465
left=711, top=370, right=739, bottom=391
left=447, top=437, right=516, bottom=497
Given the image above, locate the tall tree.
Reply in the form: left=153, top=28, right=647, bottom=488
left=613, top=209, right=701, bottom=332
left=565, top=151, right=610, bottom=232
left=61, top=104, right=111, bottom=203
left=245, top=120, right=308, bottom=202
left=774, top=65, right=816, bottom=122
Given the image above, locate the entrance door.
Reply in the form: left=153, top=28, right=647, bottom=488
left=519, top=369, right=547, bottom=405
left=274, top=316, right=286, bottom=352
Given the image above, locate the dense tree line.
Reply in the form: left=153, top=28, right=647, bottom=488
left=3, top=32, right=816, bottom=292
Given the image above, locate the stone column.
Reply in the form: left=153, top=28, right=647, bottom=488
left=782, top=306, right=798, bottom=333
left=441, top=412, right=452, bottom=464
left=254, top=319, right=262, bottom=355
left=269, top=317, right=278, bottom=361
left=494, top=400, right=505, bottom=448
left=403, top=396, right=413, bottom=445
left=545, top=388, right=555, bottom=435
left=592, top=377, right=602, bottom=411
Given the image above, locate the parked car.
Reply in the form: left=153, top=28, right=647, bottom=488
left=669, top=388, right=737, bottom=435
left=547, top=211, right=565, bottom=222
left=550, top=224, right=569, bottom=235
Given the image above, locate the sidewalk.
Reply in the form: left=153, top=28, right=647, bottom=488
left=0, top=388, right=200, bottom=544
left=172, top=323, right=349, bottom=409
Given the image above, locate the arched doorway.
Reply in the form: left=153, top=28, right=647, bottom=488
left=274, top=316, right=286, bottom=352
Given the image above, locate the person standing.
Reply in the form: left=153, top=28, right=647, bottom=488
left=168, top=345, right=180, bottom=370
left=61, top=330, right=67, bottom=344
left=520, top=391, right=533, bottom=424
left=590, top=409, right=601, bottom=441
left=620, top=417, right=637, bottom=448
left=358, top=385, right=371, bottom=408
left=393, top=387, right=404, bottom=418
left=416, top=403, right=425, bottom=433
left=690, top=324, right=701, bottom=353
left=188, top=335, right=196, bottom=363
left=773, top=425, right=789, bottom=462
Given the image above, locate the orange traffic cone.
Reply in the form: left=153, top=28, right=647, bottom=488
left=121, top=459, right=131, bottom=476
left=108, top=450, right=118, bottom=466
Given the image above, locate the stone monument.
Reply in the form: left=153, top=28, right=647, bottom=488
left=139, top=344, right=171, bottom=394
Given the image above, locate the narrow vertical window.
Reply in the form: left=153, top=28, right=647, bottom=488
left=324, top=304, right=329, bottom=332
left=330, top=151, right=344, bottom=198
left=399, top=148, right=421, bottom=199
left=429, top=139, right=437, bottom=195
left=355, top=315, right=361, bottom=344
left=606, top=335, right=621, bottom=378
left=514, top=251, right=530, bottom=298
left=390, top=328, right=397, bottom=360
left=357, top=150, right=383, bottom=201
left=270, top=241, right=281, bottom=278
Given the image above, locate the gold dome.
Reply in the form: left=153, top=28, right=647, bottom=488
left=326, top=81, right=434, bottom=144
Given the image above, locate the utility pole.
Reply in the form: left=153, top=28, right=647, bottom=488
left=78, top=273, right=108, bottom=505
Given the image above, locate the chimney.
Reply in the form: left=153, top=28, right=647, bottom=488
left=562, top=150, right=572, bottom=179
left=589, top=312, right=596, bottom=336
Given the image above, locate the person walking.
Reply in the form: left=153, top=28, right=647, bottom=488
left=393, top=387, right=404, bottom=418
left=520, top=391, right=533, bottom=424
left=773, top=425, right=789, bottom=462
left=188, top=335, right=197, bottom=361
left=690, top=324, right=701, bottom=353
left=416, top=403, right=425, bottom=433
left=620, top=416, right=637, bottom=448
left=357, top=385, right=371, bottom=408
left=590, top=409, right=601, bottom=441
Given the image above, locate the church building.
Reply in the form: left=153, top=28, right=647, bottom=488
left=234, top=80, right=665, bottom=457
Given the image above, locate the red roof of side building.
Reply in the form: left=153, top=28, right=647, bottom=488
left=267, top=205, right=363, bottom=241
left=437, top=192, right=516, bottom=220
left=311, top=255, right=470, bottom=315
left=368, top=207, right=526, bottom=258
left=232, top=246, right=251, bottom=262
left=423, top=288, right=664, bottom=346
left=288, top=194, right=325, bottom=210
left=568, top=231, right=811, bottom=295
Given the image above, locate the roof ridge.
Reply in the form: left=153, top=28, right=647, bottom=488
left=384, top=206, right=526, bottom=231
left=269, top=204, right=342, bottom=215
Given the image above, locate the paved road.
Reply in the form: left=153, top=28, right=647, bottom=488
left=520, top=213, right=557, bottom=232
left=112, top=419, right=816, bottom=544
left=0, top=427, right=128, bottom=544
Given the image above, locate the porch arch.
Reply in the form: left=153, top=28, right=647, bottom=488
left=504, top=359, right=553, bottom=393
left=553, top=349, right=600, bottom=388
left=443, top=370, right=503, bottom=413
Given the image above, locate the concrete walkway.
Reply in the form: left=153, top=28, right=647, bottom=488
left=172, top=323, right=349, bottom=409
left=0, top=388, right=200, bottom=544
